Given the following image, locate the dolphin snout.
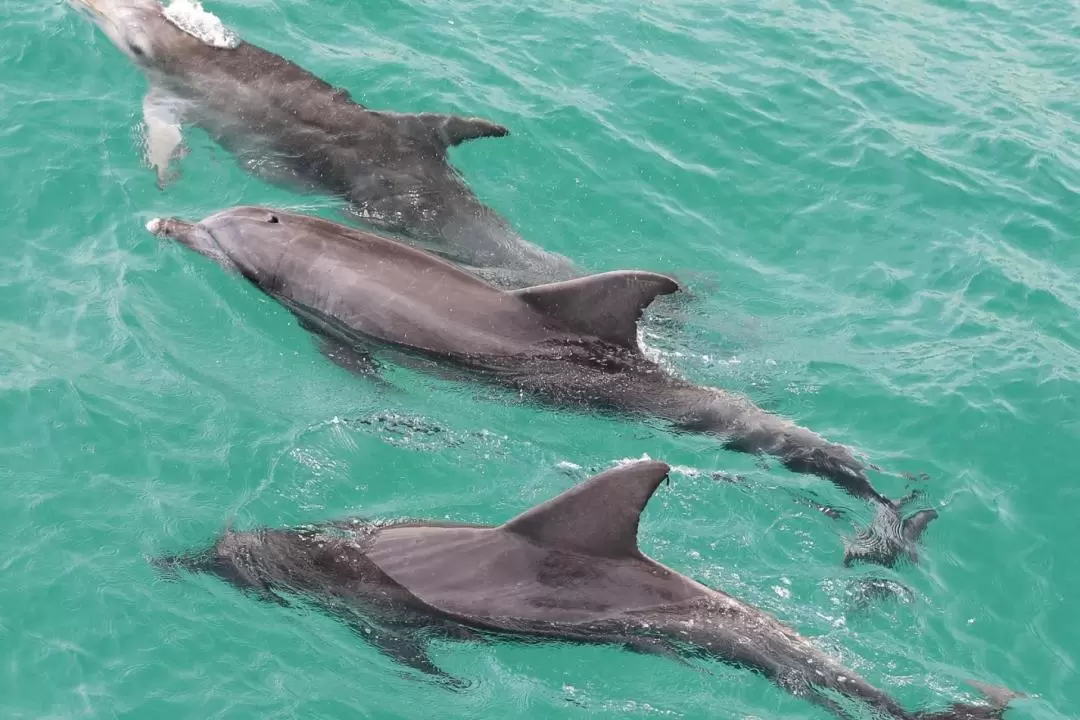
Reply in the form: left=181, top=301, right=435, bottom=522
left=147, top=217, right=195, bottom=238
left=147, top=216, right=215, bottom=251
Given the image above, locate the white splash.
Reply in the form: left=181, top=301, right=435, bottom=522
left=163, top=0, right=241, bottom=49
left=637, top=327, right=662, bottom=364
left=613, top=453, right=653, bottom=468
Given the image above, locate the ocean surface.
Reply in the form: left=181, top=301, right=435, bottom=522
left=2, top=0, right=1077, bottom=717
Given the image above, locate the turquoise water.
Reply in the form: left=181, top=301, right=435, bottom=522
left=2, top=0, right=1077, bottom=717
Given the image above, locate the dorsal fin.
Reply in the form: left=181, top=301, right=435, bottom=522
left=418, top=113, right=510, bottom=147
left=512, top=271, right=680, bottom=350
left=500, top=461, right=671, bottom=558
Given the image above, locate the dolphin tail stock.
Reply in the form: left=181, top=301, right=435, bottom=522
left=757, top=655, right=1019, bottom=720
left=149, top=529, right=290, bottom=606
left=149, top=512, right=239, bottom=580
left=775, top=437, right=943, bottom=564
left=662, top=384, right=891, bottom=505
left=915, top=705, right=1005, bottom=720
left=149, top=548, right=211, bottom=581
left=911, top=680, right=1022, bottom=720
left=686, top=403, right=941, bottom=567
left=769, top=433, right=892, bottom=506
left=806, top=667, right=1020, bottom=720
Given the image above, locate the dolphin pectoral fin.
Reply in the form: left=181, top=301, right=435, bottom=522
left=417, top=112, right=509, bottom=147
left=622, top=637, right=692, bottom=667
left=802, top=689, right=856, bottom=720
left=314, top=335, right=381, bottom=378
left=438, top=624, right=490, bottom=645
left=346, top=618, right=464, bottom=689
left=284, top=302, right=399, bottom=391
left=513, top=271, right=681, bottom=351
left=142, top=89, right=185, bottom=189
left=309, top=334, right=402, bottom=394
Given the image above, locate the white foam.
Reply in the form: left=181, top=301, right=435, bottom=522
left=669, top=464, right=703, bottom=478
left=613, top=453, right=653, bottom=467
left=163, top=0, right=240, bottom=49
left=146, top=218, right=163, bottom=234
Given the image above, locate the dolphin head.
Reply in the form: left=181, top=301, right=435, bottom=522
left=69, top=0, right=235, bottom=70
left=194, top=206, right=293, bottom=247
left=147, top=206, right=294, bottom=275
left=70, top=0, right=163, bottom=64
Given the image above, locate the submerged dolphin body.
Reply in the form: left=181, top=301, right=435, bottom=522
left=157, top=461, right=1014, bottom=719
left=67, top=0, right=577, bottom=287
left=148, top=206, right=937, bottom=566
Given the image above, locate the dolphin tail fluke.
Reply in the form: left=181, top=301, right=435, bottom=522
left=843, top=501, right=939, bottom=568
left=901, top=507, right=939, bottom=550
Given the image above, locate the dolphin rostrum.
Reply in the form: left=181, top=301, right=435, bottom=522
left=157, top=460, right=1015, bottom=719
left=147, top=206, right=937, bottom=566
left=67, top=0, right=577, bottom=287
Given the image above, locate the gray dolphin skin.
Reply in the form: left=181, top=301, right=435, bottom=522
left=68, top=0, right=576, bottom=287
left=157, top=460, right=1015, bottom=719
left=148, top=207, right=937, bottom=566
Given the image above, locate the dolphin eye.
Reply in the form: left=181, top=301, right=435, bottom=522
left=127, top=31, right=152, bottom=59
left=266, top=214, right=280, bottom=224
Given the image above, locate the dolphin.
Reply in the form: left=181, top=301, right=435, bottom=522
left=156, top=460, right=1015, bottom=719
left=147, top=206, right=937, bottom=566
left=66, top=0, right=577, bottom=287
